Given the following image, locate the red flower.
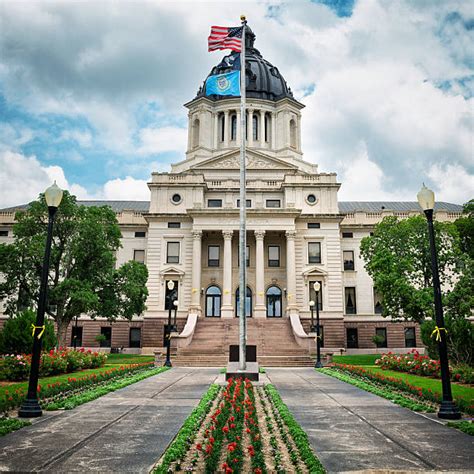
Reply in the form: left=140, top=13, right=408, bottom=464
left=209, top=436, right=215, bottom=444
left=205, top=444, right=212, bottom=454
left=196, top=443, right=202, bottom=451
left=230, top=423, right=236, bottom=429
left=222, top=426, right=229, bottom=433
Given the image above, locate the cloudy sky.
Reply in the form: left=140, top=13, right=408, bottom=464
left=0, top=0, right=472, bottom=208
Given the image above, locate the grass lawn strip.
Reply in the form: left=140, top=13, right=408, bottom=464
left=0, top=417, right=31, bottom=436
left=446, top=421, right=474, bottom=436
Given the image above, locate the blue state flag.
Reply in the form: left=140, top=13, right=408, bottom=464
left=206, top=70, right=241, bottom=97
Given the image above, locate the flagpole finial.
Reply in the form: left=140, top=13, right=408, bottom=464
left=240, top=14, right=246, bottom=23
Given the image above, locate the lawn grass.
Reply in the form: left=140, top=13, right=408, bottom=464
left=105, top=354, right=154, bottom=365
left=332, top=354, right=382, bottom=366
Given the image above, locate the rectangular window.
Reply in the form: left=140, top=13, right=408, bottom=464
left=308, top=242, right=321, bottom=264
left=129, top=328, right=141, bottom=348
left=238, top=245, right=250, bottom=267
left=307, top=223, right=320, bottom=229
left=345, top=287, right=357, bottom=314
left=405, top=327, right=416, bottom=348
left=168, top=222, right=181, bottom=228
left=165, top=280, right=178, bottom=310
left=134, top=231, right=146, bottom=238
left=0, top=230, right=8, bottom=237
left=266, top=199, right=281, bottom=208
left=342, top=232, right=353, bottom=238
left=375, top=328, right=387, bottom=348
left=268, top=245, right=280, bottom=267
left=374, top=289, right=383, bottom=314
left=309, top=281, right=323, bottom=311
left=236, top=199, right=252, bottom=208
left=346, top=328, right=358, bottom=348
left=208, top=245, right=220, bottom=267
left=71, top=326, right=83, bottom=347
left=343, top=250, right=355, bottom=270
left=208, top=199, right=222, bottom=208
left=100, top=327, right=112, bottom=348
left=166, top=242, right=180, bottom=264
left=133, top=250, right=145, bottom=263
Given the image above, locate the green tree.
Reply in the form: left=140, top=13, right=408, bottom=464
left=360, top=215, right=466, bottom=323
left=0, top=192, right=148, bottom=346
left=454, top=199, right=474, bottom=258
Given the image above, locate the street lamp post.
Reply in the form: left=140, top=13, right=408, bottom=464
left=19, top=182, right=63, bottom=418
left=309, top=300, right=315, bottom=332
left=164, top=281, right=175, bottom=367
left=417, top=184, right=461, bottom=420
left=313, top=282, right=323, bottom=368
left=172, top=299, right=178, bottom=331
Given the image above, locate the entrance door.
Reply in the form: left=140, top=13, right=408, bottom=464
left=235, top=286, right=252, bottom=317
left=205, top=286, right=221, bottom=317
left=266, top=285, right=282, bottom=317
left=347, top=328, right=358, bottom=348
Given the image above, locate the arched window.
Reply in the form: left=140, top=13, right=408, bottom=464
left=253, top=114, right=258, bottom=141
left=206, top=286, right=221, bottom=317
left=290, top=119, right=297, bottom=148
left=231, top=114, right=237, bottom=141
left=266, top=286, right=282, bottom=318
left=235, top=286, right=252, bottom=317
left=265, top=113, right=270, bottom=143
left=192, top=118, right=200, bottom=148
left=219, top=113, right=225, bottom=142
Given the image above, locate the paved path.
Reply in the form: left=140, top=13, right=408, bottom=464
left=267, top=368, right=473, bottom=473
left=0, top=368, right=217, bottom=473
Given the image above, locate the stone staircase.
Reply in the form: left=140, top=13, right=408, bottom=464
left=173, top=318, right=314, bottom=367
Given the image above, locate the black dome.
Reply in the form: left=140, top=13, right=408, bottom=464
left=195, top=26, right=295, bottom=102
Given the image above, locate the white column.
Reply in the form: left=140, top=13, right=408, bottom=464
left=285, top=230, right=298, bottom=315
left=247, top=109, right=254, bottom=147
left=254, top=230, right=266, bottom=317
left=224, top=110, right=229, bottom=148
left=190, top=230, right=202, bottom=314
left=259, top=110, right=265, bottom=148
left=213, top=113, right=219, bottom=149
left=221, top=230, right=234, bottom=317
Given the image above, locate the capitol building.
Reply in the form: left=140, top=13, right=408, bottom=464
left=0, top=27, right=462, bottom=365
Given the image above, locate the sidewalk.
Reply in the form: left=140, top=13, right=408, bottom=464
left=0, top=368, right=217, bottom=472
left=267, top=368, right=473, bottom=473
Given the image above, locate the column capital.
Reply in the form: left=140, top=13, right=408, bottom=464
left=224, top=110, right=230, bottom=116
left=285, top=230, right=297, bottom=240
left=248, top=108, right=254, bottom=115
left=254, top=230, right=266, bottom=240
left=222, top=230, right=233, bottom=240
left=192, top=230, right=203, bottom=240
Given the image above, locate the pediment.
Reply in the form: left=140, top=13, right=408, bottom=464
left=302, top=267, right=328, bottom=280
left=159, top=266, right=185, bottom=281
left=192, top=150, right=298, bottom=171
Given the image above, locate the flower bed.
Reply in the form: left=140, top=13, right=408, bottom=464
left=153, top=378, right=325, bottom=473
left=0, top=361, right=155, bottom=413
left=332, top=364, right=474, bottom=415
left=375, top=350, right=473, bottom=384
left=0, top=348, right=107, bottom=381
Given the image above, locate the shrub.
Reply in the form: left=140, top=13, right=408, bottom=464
left=0, top=310, right=56, bottom=355
left=0, top=354, right=30, bottom=381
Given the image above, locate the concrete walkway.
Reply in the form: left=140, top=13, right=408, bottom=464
left=0, top=368, right=217, bottom=473
left=267, top=368, right=473, bottom=473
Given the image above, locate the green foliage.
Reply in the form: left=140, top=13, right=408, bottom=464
left=446, top=421, right=474, bottom=436
left=372, top=335, right=385, bottom=348
left=0, top=309, right=56, bottom=355
left=333, top=354, right=382, bottom=365
left=360, top=215, right=468, bottom=323
left=454, top=199, right=474, bottom=258
left=0, top=417, right=31, bottom=437
left=0, top=192, right=149, bottom=345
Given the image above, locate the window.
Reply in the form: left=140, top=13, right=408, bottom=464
left=134, top=250, right=145, bottom=263
left=236, top=199, right=251, bottom=208
left=206, top=286, right=221, bottom=317
left=343, top=250, right=355, bottom=270
left=264, top=114, right=270, bottom=142
left=268, top=245, right=280, bottom=267
left=405, top=327, right=416, bottom=348
left=220, top=113, right=225, bottom=141
left=100, top=327, right=112, bottom=348
left=129, top=328, right=141, bottom=348
left=266, top=199, right=281, bottom=208
left=238, top=245, right=250, bottom=267
left=135, top=231, right=146, bottom=238
left=307, top=223, right=320, bottom=229
left=0, top=230, right=8, bottom=237
left=165, top=280, right=178, bottom=310
left=235, top=286, right=252, bottom=317
left=342, top=232, right=353, bottom=238
left=171, top=193, right=182, bottom=204
left=345, top=287, right=357, bottom=314
left=253, top=114, right=258, bottom=141
left=375, top=328, right=387, bottom=348
left=309, top=281, right=323, bottom=311
left=166, top=242, right=180, bottom=264
left=208, top=199, right=222, bottom=208
left=308, top=242, right=321, bottom=264
left=71, top=326, right=83, bottom=347
left=208, top=245, right=220, bottom=267
left=306, top=194, right=317, bottom=204
left=374, top=289, right=383, bottom=314
left=192, top=118, right=200, bottom=148
left=266, top=286, right=282, bottom=317
left=346, top=328, right=358, bottom=348
left=168, top=222, right=181, bottom=228
left=231, top=114, right=237, bottom=140
left=290, top=119, right=297, bottom=148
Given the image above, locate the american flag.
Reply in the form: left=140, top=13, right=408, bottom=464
left=208, top=26, right=243, bottom=52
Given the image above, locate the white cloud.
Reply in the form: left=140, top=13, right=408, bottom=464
left=59, top=129, right=92, bottom=148
left=137, top=126, right=187, bottom=155
left=101, top=176, right=149, bottom=201
left=428, top=163, right=474, bottom=204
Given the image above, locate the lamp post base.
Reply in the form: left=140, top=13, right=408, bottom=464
left=315, top=360, right=323, bottom=369
left=164, top=360, right=172, bottom=368
left=438, top=401, right=461, bottom=420
left=18, top=398, right=42, bottom=418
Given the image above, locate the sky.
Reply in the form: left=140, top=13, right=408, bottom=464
left=0, top=0, right=472, bottom=208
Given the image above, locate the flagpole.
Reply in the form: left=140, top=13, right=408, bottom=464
left=238, top=16, right=247, bottom=371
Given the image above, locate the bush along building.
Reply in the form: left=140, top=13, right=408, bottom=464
left=0, top=26, right=463, bottom=365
